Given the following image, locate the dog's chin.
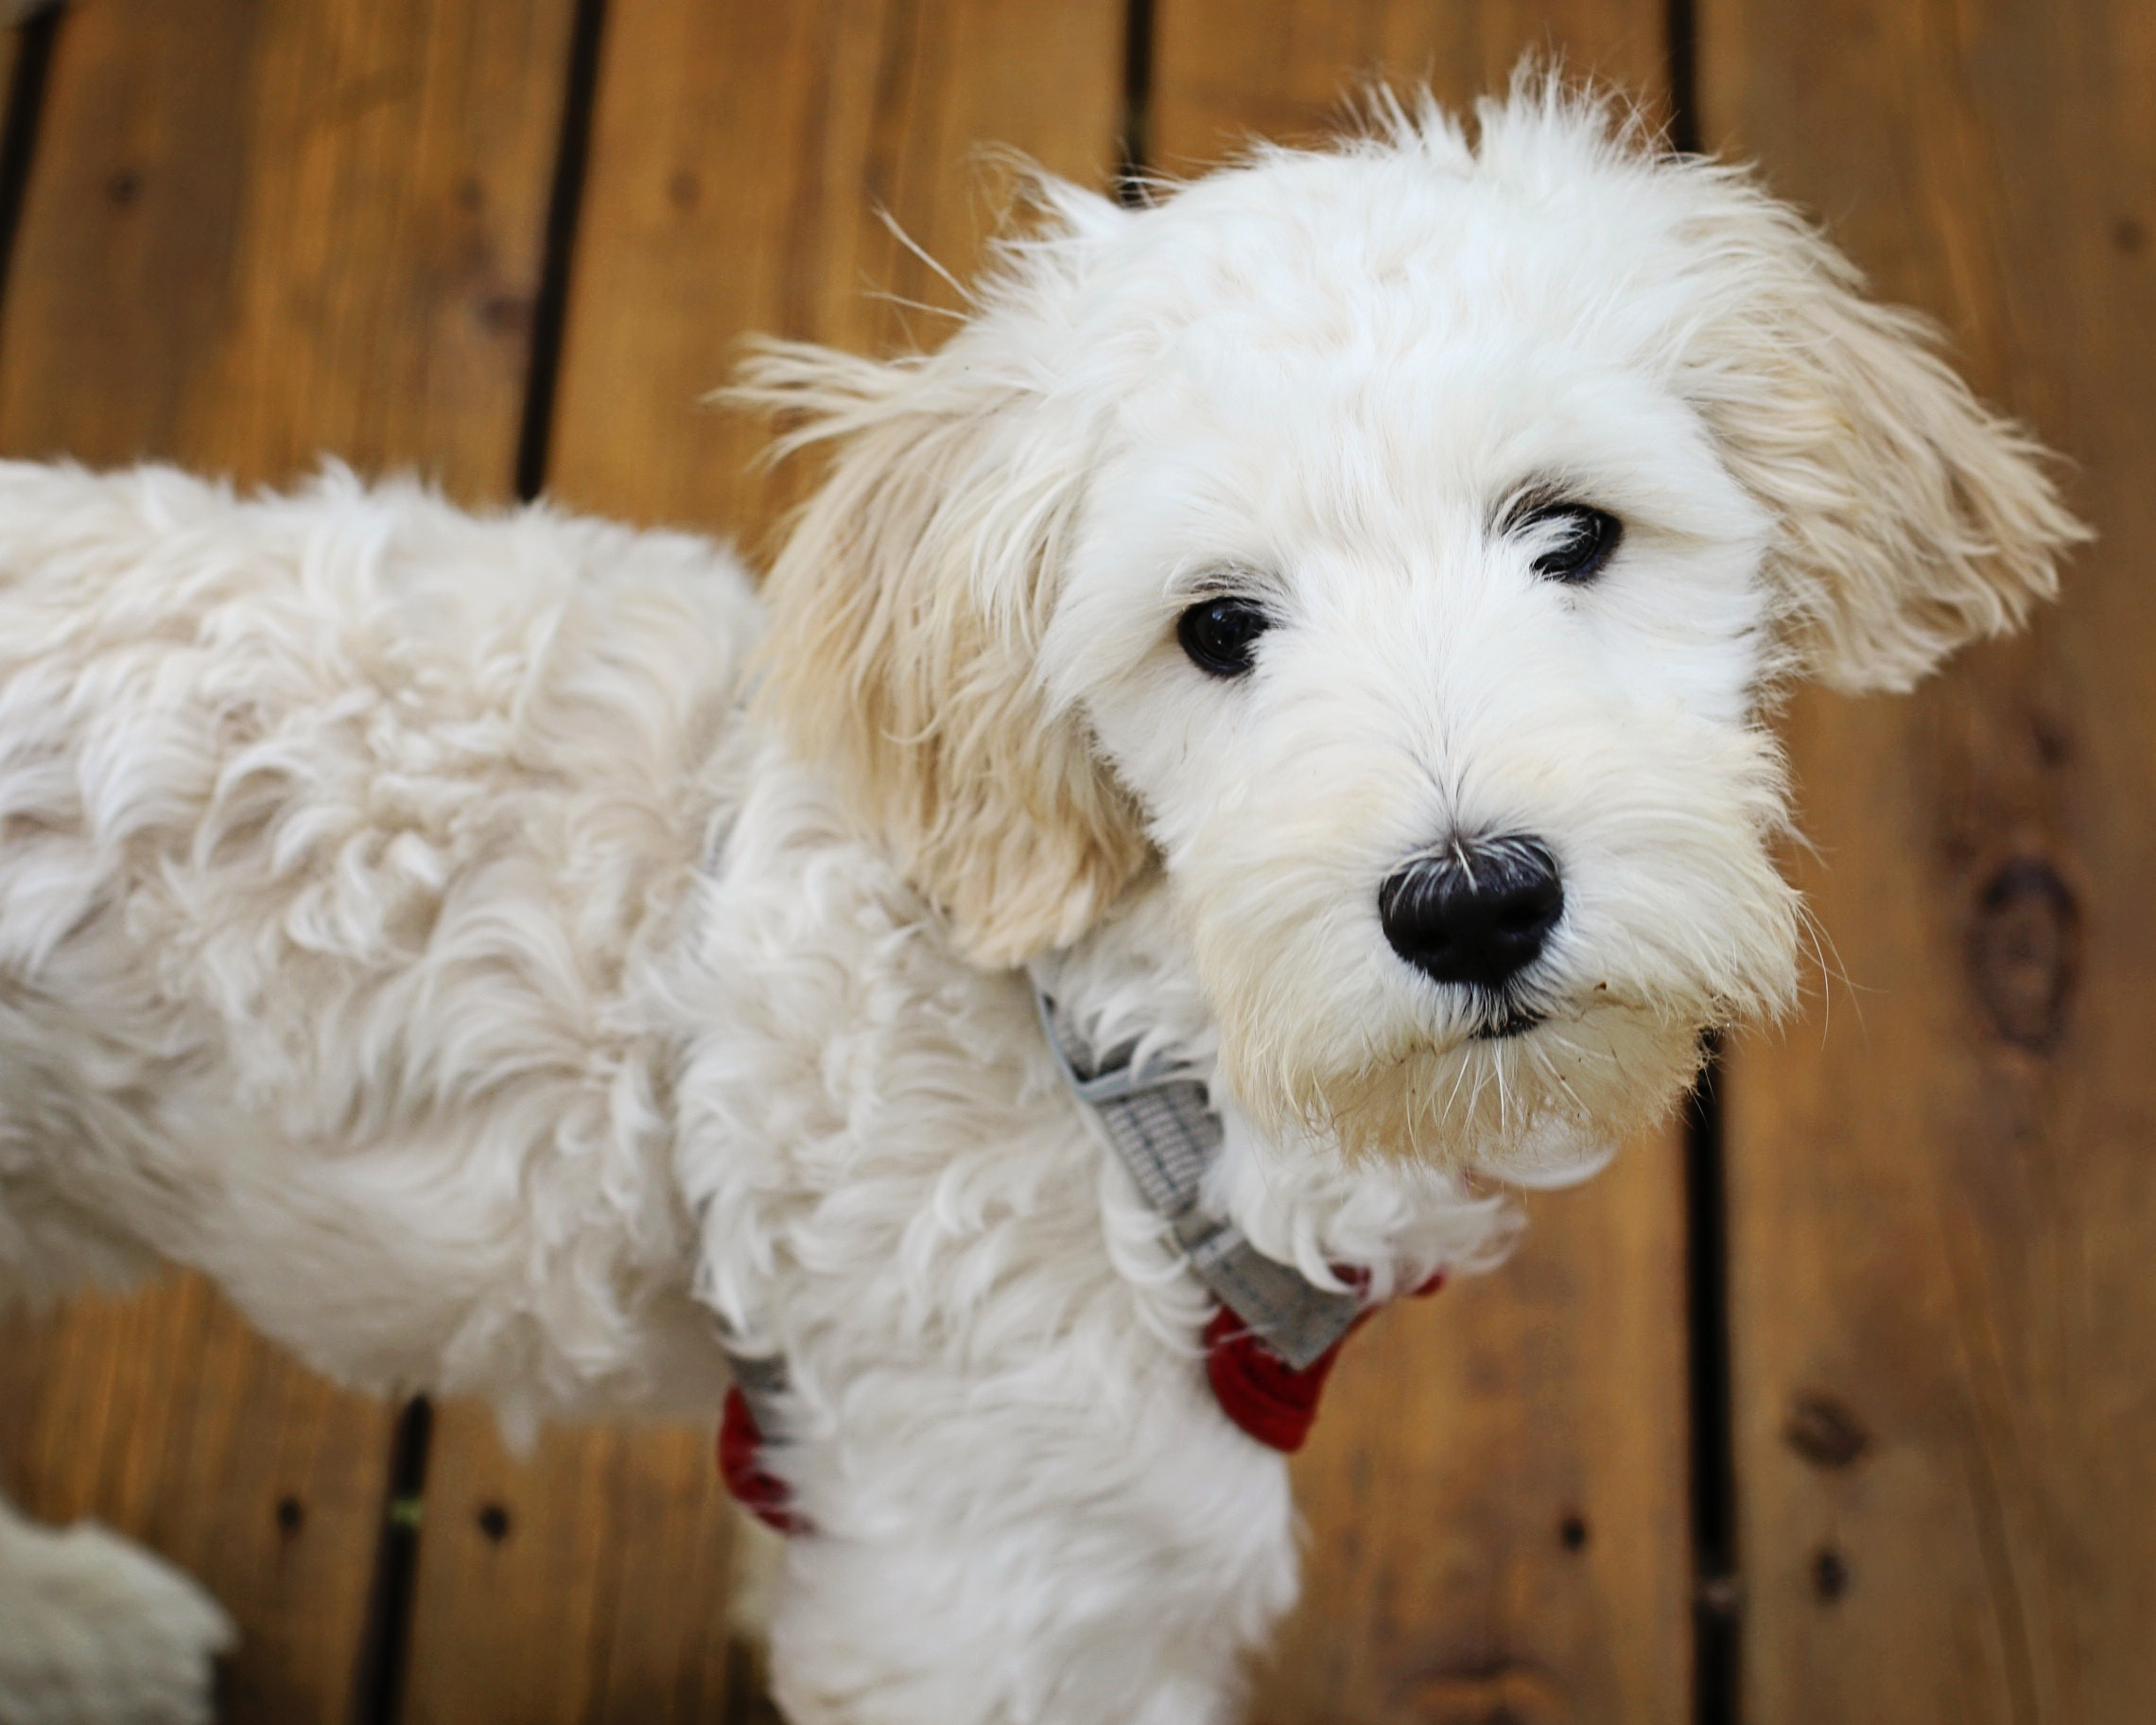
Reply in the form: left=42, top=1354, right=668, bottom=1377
left=1227, top=1001, right=1709, bottom=1182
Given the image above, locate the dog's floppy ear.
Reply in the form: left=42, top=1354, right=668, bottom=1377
left=732, top=185, right=1148, bottom=965
left=1678, top=178, right=2087, bottom=693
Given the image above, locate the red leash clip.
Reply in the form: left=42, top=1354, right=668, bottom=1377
left=1205, top=1268, right=1445, bottom=1454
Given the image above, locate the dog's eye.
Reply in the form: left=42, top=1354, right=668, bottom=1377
left=1177, top=596, right=1271, bottom=678
left=1521, top=503, right=1622, bottom=584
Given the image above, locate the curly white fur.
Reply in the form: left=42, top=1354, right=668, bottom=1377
left=0, top=84, right=2078, bottom=1725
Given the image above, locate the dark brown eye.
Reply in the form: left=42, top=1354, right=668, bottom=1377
left=1522, top=504, right=1622, bottom=584
left=1177, top=596, right=1271, bottom=677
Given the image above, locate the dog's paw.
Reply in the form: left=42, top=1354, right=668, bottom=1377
left=0, top=1519, right=235, bottom=1725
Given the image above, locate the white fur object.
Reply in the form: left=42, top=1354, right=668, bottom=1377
left=0, top=1502, right=234, bottom=1725
left=0, top=84, right=2079, bottom=1725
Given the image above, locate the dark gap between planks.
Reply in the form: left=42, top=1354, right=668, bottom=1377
left=350, top=1396, right=435, bottom=1725
left=1115, top=0, right=1156, bottom=204
left=514, top=0, right=610, bottom=502
left=1660, top=8, right=1743, bottom=1721
left=1685, top=1038, right=1741, bottom=1725
left=1664, top=15, right=1740, bottom=1722
left=1665, top=0, right=1702, bottom=154
left=0, top=7, right=61, bottom=342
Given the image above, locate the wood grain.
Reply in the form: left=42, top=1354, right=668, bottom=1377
left=396, top=3, right=1127, bottom=1716
left=1701, top=2, right=2156, bottom=1719
left=1151, top=8, right=1694, bottom=1719
left=0, top=0, right=577, bottom=1716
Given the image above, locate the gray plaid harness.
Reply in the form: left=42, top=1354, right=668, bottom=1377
left=1028, top=987, right=1363, bottom=1371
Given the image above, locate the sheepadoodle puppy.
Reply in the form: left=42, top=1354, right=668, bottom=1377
left=0, top=84, right=2079, bottom=1725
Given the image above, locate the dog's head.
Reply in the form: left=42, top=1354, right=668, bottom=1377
left=737, top=84, right=2082, bottom=1176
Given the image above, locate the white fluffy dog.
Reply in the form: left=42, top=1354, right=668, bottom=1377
left=0, top=85, right=2079, bottom=1725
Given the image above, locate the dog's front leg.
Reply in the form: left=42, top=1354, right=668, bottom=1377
left=752, top=1379, right=1298, bottom=1725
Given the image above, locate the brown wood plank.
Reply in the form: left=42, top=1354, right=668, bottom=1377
left=1701, top=3, right=2156, bottom=1720
left=1151, top=9, right=1696, bottom=1720
left=0, top=0, right=573, bottom=497
left=0, top=0, right=578, bottom=1717
left=400, top=1420, right=745, bottom=1725
left=398, top=3, right=1127, bottom=1718
left=1266, top=1143, right=1692, bottom=1724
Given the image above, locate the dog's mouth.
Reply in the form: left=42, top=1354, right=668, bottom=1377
left=1470, top=1002, right=1545, bottom=1041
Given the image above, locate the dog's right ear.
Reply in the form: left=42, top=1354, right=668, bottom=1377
left=731, top=183, right=1150, bottom=967
left=1673, top=170, right=2089, bottom=693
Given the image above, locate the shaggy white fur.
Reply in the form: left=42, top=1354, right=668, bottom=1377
left=0, top=84, right=2079, bottom=1725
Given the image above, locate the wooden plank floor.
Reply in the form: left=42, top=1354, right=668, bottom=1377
left=0, top=1, right=2148, bottom=1720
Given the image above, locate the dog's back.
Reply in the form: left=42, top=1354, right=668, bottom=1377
left=0, top=461, right=754, bottom=1425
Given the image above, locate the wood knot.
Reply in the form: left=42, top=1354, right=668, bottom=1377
left=1783, top=1391, right=1870, bottom=1471
left=1968, top=856, right=2078, bottom=1052
left=477, top=292, right=534, bottom=336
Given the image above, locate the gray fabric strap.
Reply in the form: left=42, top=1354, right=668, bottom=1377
left=722, top=1336, right=793, bottom=1439
left=1034, top=988, right=1362, bottom=1370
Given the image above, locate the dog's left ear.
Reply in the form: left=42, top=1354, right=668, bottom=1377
left=1678, top=175, right=2088, bottom=692
left=732, top=183, right=1150, bottom=965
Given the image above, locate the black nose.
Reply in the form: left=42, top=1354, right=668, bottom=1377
left=1379, top=836, right=1563, bottom=991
